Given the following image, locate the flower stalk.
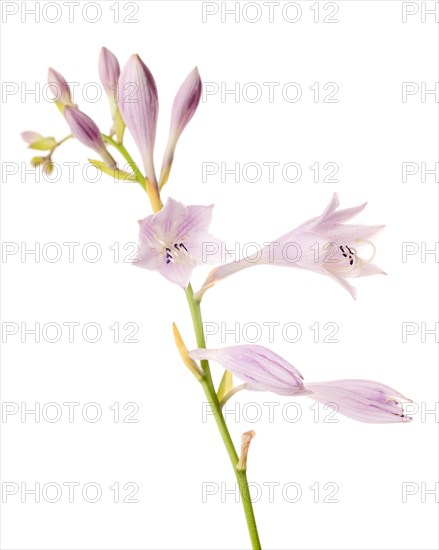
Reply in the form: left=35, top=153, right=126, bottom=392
left=185, top=284, right=262, bottom=549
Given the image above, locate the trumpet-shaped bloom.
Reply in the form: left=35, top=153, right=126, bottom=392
left=189, top=345, right=305, bottom=396
left=159, top=67, right=202, bottom=188
left=135, top=198, right=222, bottom=288
left=64, top=106, right=116, bottom=168
left=118, top=54, right=158, bottom=185
left=47, top=68, right=73, bottom=108
left=197, top=193, right=385, bottom=300
left=306, top=379, right=412, bottom=423
left=189, top=345, right=412, bottom=423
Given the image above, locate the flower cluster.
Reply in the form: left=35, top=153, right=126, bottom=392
left=23, top=48, right=411, bottom=432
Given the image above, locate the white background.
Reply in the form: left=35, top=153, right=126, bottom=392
left=1, top=1, right=438, bottom=549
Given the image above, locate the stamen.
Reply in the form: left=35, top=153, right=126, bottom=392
left=163, top=241, right=195, bottom=268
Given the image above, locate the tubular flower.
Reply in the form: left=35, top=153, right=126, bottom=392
left=189, top=345, right=306, bottom=396
left=306, top=379, right=412, bottom=423
left=189, top=345, right=412, bottom=424
left=159, top=67, right=202, bottom=189
left=118, top=54, right=158, bottom=185
left=64, top=106, right=116, bottom=169
left=134, top=198, right=222, bottom=288
left=98, top=47, right=124, bottom=142
left=197, top=193, right=385, bottom=300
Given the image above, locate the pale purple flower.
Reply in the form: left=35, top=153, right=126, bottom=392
left=159, top=67, right=202, bottom=188
left=189, top=345, right=412, bottom=423
left=118, top=54, right=158, bottom=185
left=135, top=198, right=222, bottom=288
left=189, top=345, right=306, bottom=396
left=197, top=193, right=385, bottom=300
left=47, top=68, right=73, bottom=107
left=64, top=106, right=116, bottom=168
left=306, top=379, right=412, bottom=423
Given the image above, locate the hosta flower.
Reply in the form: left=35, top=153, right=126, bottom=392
left=159, top=67, right=202, bottom=189
left=118, top=54, right=158, bottom=185
left=189, top=345, right=305, bottom=396
left=47, top=68, right=73, bottom=110
left=98, top=47, right=124, bottom=142
left=64, top=106, right=116, bottom=169
left=189, top=346, right=412, bottom=423
left=198, top=193, right=385, bottom=300
left=135, top=198, right=222, bottom=288
left=306, top=380, right=412, bottom=423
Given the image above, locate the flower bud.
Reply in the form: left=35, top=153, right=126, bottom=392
left=21, top=131, right=43, bottom=145
left=21, top=132, right=56, bottom=151
left=118, top=54, right=158, bottom=185
left=47, top=68, right=73, bottom=111
left=98, top=46, right=120, bottom=97
left=64, top=106, right=116, bottom=168
left=99, top=47, right=125, bottom=142
left=30, top=156, right=54, bottom=175
left=189, top=345, right=305, bottom=396
left=159, top=67, right=202, bottom=188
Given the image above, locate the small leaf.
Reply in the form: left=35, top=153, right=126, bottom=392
left=217, top=370, right=233, bottom=403
left=29, top=137, right=57, bottom=151
left=88, top=159, right=137, bottom=182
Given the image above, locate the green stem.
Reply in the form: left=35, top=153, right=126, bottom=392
left=101, top=133, right=146, bottom=191
left=102, top=134, right=163, bottom=212
left=185, top=284, right=262, bottom=550
left=52, top=134, right=73, bottom=151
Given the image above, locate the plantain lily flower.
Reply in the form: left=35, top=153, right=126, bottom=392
left=305, top=379, right=412, bottom=423
left=47, top=68, right=74, bottom=112
left=135, top=198, right=222, bottom=288
left=197, top=193, right=385, bottom=300
left=190, top=345, right=305, bottom=396
left=159, top=67, right=202, bottom=189
left=64, top=106, right=116, bottom=169
left=118, top=54, right=158, bottom=185
left=189, top=346, right=412, bottom=424
left=98, top=47, right=125, bottom=142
